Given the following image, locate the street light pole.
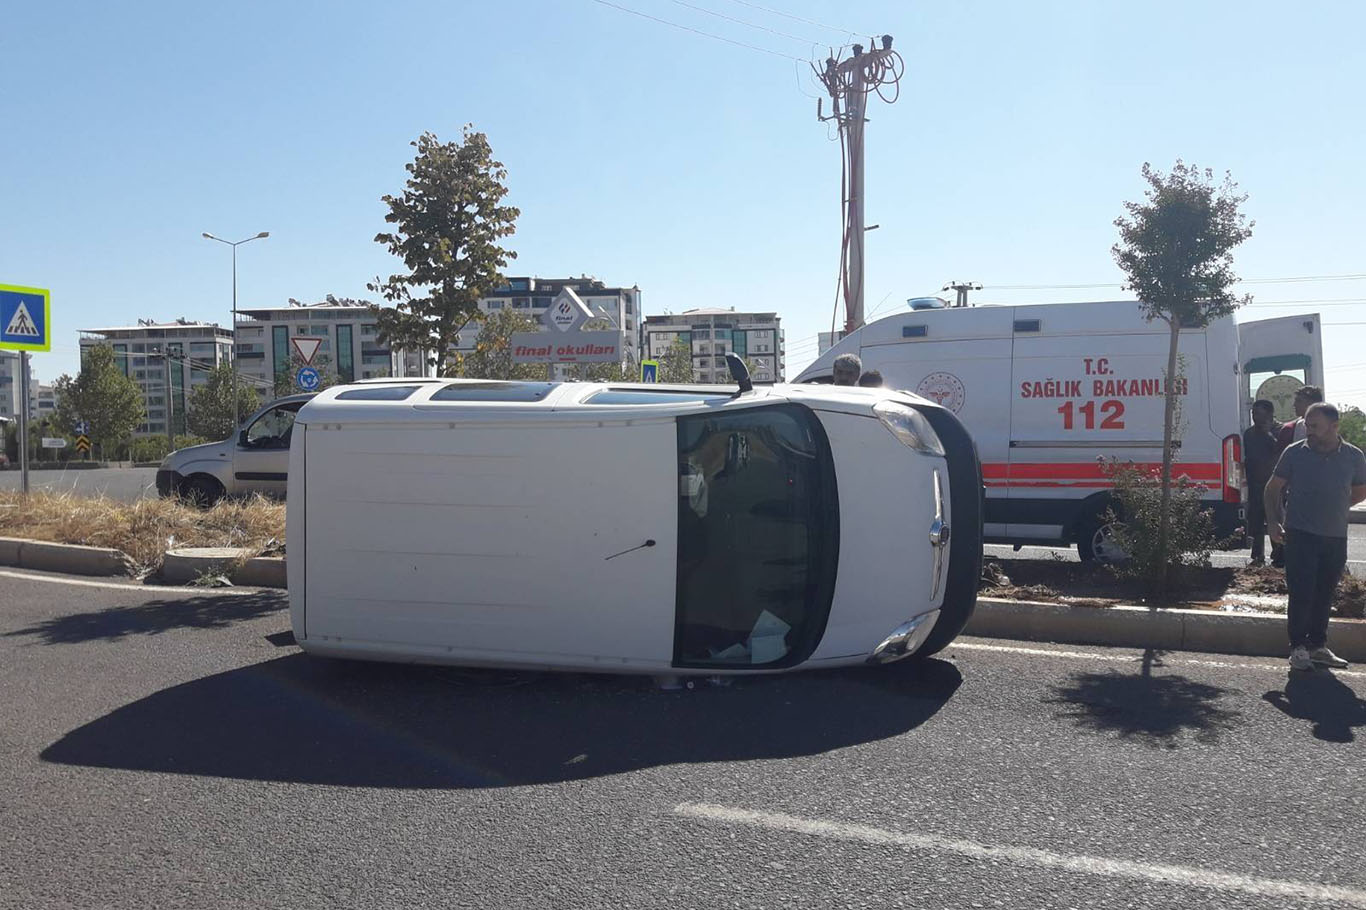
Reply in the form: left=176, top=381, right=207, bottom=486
left=203, top=231, right=269, bottom=426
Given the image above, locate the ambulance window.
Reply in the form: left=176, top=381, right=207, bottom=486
left=1013, top=319, right=1041, bottom=333
left=903, top=325, right=928, bottom=338
left=585, top=389, right=730, bottom=405
left=430, top=382, right=557, bottom=402
left=335, top=385, right=420, bottom=400
left=674, top=404, right=838, bottom=669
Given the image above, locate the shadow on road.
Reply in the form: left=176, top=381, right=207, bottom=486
left=4, top=592, right=287, bottom=645
left=1263, top=671, right=1366, bottom=743
left=41, top=652, right=961, bottom=788
left=1047, top=649, right=1241, bottom=747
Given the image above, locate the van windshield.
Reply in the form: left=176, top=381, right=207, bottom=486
left=674, top=403, right=838, bottom=669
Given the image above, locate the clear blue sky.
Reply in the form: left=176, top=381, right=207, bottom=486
left=3, top=0, right=1364, bottom=402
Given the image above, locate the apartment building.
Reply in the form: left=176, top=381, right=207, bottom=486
left=234, top=298, right=426, bottom=390
left=29, top=383, right=56, bottom=420
left=78, top=320, right=234, bottom=438
left=0, top=350, right=32, bottom=420
left=641, top=308, right=785, bottom=383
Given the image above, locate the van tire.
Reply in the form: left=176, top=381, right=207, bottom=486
left=1076, top=504, right=1126, bottom=563
left=180, top=475, right=224, bottom=509
left=908, top=405, right=983, bottom=659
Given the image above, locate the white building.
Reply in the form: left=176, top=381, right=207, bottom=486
left=642, top=308, right=785, bottom=383
left=78, top=320, right=234, bottom=438
left=234, top=298, right=426, bottom=391
left=0, top=350, right=31, bottom=421
left=29, top=383, right=56, bottom=420
left=454, top=276, right=642, bottom=376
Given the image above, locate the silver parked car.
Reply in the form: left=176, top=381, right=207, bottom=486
left=156, top=394, right=315, bottom=505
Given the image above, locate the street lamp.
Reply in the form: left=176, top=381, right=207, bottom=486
left=203, top=231, right=269, bottom=426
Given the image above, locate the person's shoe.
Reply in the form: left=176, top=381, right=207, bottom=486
left=1309, top=647, right=1349, bottom=669
left=1289, top=646, right=1315, bottom=671
left=1249, top=558, right=1266, bottom=567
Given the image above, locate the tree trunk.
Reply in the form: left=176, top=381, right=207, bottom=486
left=1156, top=318, right=1181, bottom=600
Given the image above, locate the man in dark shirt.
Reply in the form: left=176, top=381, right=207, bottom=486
left=1242, top=399, right=1279, bottom=565
left=1265, top=403, right=1366, bottom=670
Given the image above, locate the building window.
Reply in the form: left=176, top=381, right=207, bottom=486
left=512, top=297, right=530, bottom=308
left=273, top=325, right=289, bottom=375
left=337, top=324, right=354, bottom=383
left=487, top=300, right=503, bottom=309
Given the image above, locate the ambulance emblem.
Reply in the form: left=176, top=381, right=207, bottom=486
left=917, top=372, right=966, bottom=413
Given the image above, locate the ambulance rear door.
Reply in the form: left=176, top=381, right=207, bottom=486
left=1238, top=313, right=1324, bottom=425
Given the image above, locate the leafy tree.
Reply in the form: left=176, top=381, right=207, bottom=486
left=186, top=362, right=262, bottom=440
left=370, top=128, right=520, bottom=377
left=1338, top=405, right=1366, bottom=450
left=1112, top=161, right=1252, bottom=598
left=463, top=310, right=544, bottom=380
left=658, top=337, right=696, bottom=383
left=52, top=345, right=145, bottom=450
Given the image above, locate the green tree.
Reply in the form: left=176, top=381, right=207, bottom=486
left=463, top=310, right=544, bottom=380
left=1112, top=161, right=1252, bottom=598
left=369, top=128, right=520, bottom=377
left=658, top=337, right=695, bottom=383
left=52, top=344, right=145, bottom=452
left=1338, top=405, right=1366, bottom=450
left=186, top=362, right=262, bottom=440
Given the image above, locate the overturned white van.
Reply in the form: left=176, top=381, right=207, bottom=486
left=286, top=378, right=982, bottom=674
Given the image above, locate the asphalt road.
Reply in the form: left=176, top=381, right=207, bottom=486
left=0, top=466, right=158, bottom=501
left=1, top=568, right=1363, bottom=909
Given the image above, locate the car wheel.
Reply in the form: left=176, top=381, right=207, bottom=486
left=180, top=475, right=223, bottom=508
left=1077, top=507, right=1127, bottom=564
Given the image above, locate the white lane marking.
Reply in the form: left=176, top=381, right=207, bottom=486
left=0, top=568, right=270, bottom=596
left=949, top=640, right=1366, bottom=679
left=674, top=803, right=1366, bottom=907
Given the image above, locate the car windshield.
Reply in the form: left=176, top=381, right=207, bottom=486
left=674, top=403, right=838, bottom=669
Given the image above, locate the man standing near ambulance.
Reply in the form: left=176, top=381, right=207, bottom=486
left=1243, top=400, right=1279, bottom=565
left=1265, top=403, right=1366, bottom=670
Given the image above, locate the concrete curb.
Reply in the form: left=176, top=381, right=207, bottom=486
left=967, top=597, right=1366, bottom=662
left=0, top=536, right=135, bottom=577
left=160, top=547, right=285, bottom=588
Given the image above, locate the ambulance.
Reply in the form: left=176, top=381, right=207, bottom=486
left=796, top=301, right=1324, bottom=560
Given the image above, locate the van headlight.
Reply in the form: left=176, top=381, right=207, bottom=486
left=872, top=401, right=945, bottom=456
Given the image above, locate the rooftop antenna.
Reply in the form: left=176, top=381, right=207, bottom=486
left=725, top=352, right=753, bottom=396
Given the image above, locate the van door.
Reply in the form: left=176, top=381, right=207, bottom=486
left=1238, top=313, right=1325, bottom=424
left=232, top=401, right=304, bottom=497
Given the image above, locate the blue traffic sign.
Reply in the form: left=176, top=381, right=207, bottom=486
left=74, top=420, right=90, bottom=435
left=296, top=366, right=321, bottom=392
left=0, top=284, right=50, bottom=352
left=640, top=359, right=659, bottom=383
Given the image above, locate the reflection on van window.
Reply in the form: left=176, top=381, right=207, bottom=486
left=430, top=382, right=557, bottom=402
left=585, top=389, right=730, bottom=405
left=335, top=385, right=420, bottom=401
left=675, top=404, right=838, bottom=668
left=244, top=404, right=303, bottom=449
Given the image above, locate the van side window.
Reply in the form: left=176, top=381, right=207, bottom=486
left=674, top=404, right=838, bottom=669
left=244, top=404, right=302, bottom=449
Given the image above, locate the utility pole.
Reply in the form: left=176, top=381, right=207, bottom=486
left=942, top=280, right=982, bottom=308
left=816, top=36, right=903, bottom=335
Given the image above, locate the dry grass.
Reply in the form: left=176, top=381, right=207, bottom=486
left=0, top=491, right=285, bottom=575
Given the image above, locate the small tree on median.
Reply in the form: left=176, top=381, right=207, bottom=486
left=369, top=128, right=520, bottom=378
left=462, top=310, right=544, bottom=381
left=658, top=337, right=695, bottom=383
left=1112, top=161, right=1252, bottom=599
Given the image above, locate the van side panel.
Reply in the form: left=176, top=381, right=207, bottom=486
left=301, top=419, right=679, bottom=670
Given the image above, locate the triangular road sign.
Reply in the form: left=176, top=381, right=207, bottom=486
left=4, top=300, right=39, bottom=337
left=290, top=336, right=322, bottom=365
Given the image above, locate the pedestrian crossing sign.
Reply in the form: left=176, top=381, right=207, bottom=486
left=0, top=284, right=51, bottom=352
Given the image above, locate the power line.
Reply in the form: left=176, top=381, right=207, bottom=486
left=984, top=272, right=1366, bottom=291
left=590, top=0, right=804, bottom=61
left=666, top=0, right=821, bottom=43
left=721, top=0, right=862, bottom=39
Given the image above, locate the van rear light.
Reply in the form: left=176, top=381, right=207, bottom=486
left=1222, top=434, right=1242, bottom=503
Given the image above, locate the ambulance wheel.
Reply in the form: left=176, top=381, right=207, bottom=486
left=180, top=475, right=223, bottom=509
left=1077, top=508, right=1127, bottom=564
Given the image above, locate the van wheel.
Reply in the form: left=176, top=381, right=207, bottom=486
left=180, top=476, right=223, bottom=509
left=1077, top=512, right=1127, bottom=564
